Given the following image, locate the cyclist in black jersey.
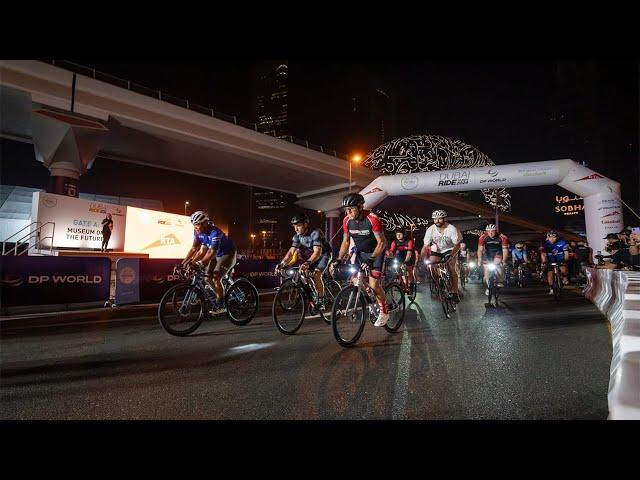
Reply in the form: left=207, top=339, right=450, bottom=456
left=332, top=193, right=389, bottom=327
left=277, top=214, right=332, bottom=308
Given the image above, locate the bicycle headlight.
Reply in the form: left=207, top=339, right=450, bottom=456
left=488, top=263, right=497, bottom=271
left=469, top=262, right=476, bottom=268
left=349, top=266, right=357, bottom=274
left=286, top=269, right=295, bottom=276
left=424, top=259, right=430, bottom=265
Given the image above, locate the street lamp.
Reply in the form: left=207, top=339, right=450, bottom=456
left=349, top=154, right=362, bottom=193
left=250, top=233, right=256, bottom=253
left=184, top=201, right=190, bottom=216
left=261, top=230, right=267, bottom=249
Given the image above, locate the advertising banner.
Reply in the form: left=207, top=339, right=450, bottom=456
left=235, top=259, right=281, bottom=290
left=139, top=258, right=184, bottom=303
left=30, top=191, right=126, bottom=251
left=124, top=207, right=193, bottom=259
left=115, top=258, right=140, bottom=305
left=0, top=256, right=111, bottom=307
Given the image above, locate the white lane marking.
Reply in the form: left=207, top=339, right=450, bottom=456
left=392, top=328, right=411, bottom=420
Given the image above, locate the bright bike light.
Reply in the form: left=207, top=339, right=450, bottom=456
left=424, top=259, right=430, bottom=265
left=469, top=262, right=476, bottom=268
left=349, top=266, right=357, bottom=274
left=488, top=263, right=497, bottom=271
left=286, top=269, right=295, bottom=276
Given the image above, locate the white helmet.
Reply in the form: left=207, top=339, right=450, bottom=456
left=485, top=224, right=497, bottom=231
left=432, top=210, right=448, bottom=219
left=190, top=210, right=209, bottom=225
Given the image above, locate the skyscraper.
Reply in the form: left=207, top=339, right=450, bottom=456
left=255, top=61, right=289, bottom=138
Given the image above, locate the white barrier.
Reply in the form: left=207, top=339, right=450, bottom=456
left=584, top=268, right=640, bottom=419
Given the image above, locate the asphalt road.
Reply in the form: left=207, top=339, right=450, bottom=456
left=0, top=280, right=612, bottom=420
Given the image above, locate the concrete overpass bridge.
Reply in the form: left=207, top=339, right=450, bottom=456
left=0, top=60, right=578, bottom=242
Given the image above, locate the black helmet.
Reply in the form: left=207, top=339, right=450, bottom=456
left=290, top=214, right=309, bottom=225
left=342, top=193, right=365, bottom=208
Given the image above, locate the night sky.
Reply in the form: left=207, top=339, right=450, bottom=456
left=5, top=59, right=639, bottom=234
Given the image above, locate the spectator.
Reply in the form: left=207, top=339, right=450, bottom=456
left=101, top=213, right=114, bottom=252
left=597, top=233, right=633, bottom=270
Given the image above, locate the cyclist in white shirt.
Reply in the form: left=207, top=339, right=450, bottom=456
left=420, top=209, right=463, bottom=302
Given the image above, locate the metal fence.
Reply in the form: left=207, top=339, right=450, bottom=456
left=46, top=59, right=350, bottom=161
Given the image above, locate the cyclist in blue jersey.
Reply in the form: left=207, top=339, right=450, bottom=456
left=511, top=242, right=528, bottom=267
left=181, top=210, right=237, bottom=314
left=539, top=230, right=570, bottom=295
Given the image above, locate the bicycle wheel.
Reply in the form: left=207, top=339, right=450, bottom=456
left=158, top=283, right=206, bottom=336
left=332, top=286, right=367, bottom=347
left=272, top=279, right=306, bottom=335
left=437, top=278, right=452, bottom=318
left=384, top=282, right=405, bottom=333
left=553, top=273, right=562, bottom=300
left=225, top=277, right=259, bottom=326
left=407, top=281, right=417, bottom=304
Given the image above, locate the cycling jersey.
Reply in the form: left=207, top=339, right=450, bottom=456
left=389, top=239, right=414, bottom=262
left=292, top=228, right=332, bottom=259
left=512, top=248, right=527, bottom=263
left=575, top=245, right=591, bottom=263
left=540, top=239, right=569, bottom=264
left=193, top=223, right=235, bottom=257
left=478, top=232, right=509, bottom=261
left=343, top=211, right=383, bottom=254
left=423, top=223, right=461, bottom=253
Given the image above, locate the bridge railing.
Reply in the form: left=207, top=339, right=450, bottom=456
left=45, top=59, right=348, bottom=162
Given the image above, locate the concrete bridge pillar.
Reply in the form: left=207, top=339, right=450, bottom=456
left=31, top=108, right=109, bottom=197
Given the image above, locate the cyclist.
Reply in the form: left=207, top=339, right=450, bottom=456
left=421, top=210, right=462, bottom=303
left=477, top=224, right=509, bottom=296
left=276, top=213, right=333, bottom=309
left=574, top=240, right=593, bottom=284
left=388, top=227, right=416, bottom=294
left=181, top=210, right=237, bottom=314
left=511, top=242, right=528, bottom=267
left=539, top=230, right=570, bottom=295
left=332, top=192, right=389, bottom=327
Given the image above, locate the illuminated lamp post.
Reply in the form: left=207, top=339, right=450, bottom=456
left=349, top=154, right=361, bottom=193
left=184, top=201, right=190, bottom=216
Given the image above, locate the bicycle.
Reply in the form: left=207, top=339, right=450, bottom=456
left=331, top=261, right=405, bottom=347
left=458, top=260, right=468, bottom=289
left=272, top=266, right=332, bottom=335
left=484, top=261, right=502, bottom=307
left=388, top=257, right=417, bottom=305
left=514, top=262, right=528, bottom=288
left=548, top=262, right=564, bottom=300
left=158, top=261, right=259, bottom=336
left=427, top=254, right=457, bottom=319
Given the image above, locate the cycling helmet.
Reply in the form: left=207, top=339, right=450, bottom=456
left=432, top=210, right=448, bottom=219
left=547, top=230, right=558, bottom=237
left=342, top=193, right=365, bottom=208
left=515, top=242, right=524, bottom=248
left=190, top=211, right=209, bottom=225
left=290, top=214, right=309, bottom=225
left=485, top=224, right=497, bottom=231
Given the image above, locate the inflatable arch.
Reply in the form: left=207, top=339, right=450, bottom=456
left=358, top=159, right=623, bottom=253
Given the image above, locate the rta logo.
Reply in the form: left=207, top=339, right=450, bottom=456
left=487, top=169, right=498, bottom=177
left=0, top=275, right=24, bottom=287
left=363, top=187, right=383, bottom=195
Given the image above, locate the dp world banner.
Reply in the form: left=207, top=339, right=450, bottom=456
left=0, top=256, right=111, bottom=307
left=30, top=192, right=126, bottom=251
left=139, top=258, right=184, bottom=303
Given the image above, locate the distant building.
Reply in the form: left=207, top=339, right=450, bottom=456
left=255, top=61, right=288, bottom=138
